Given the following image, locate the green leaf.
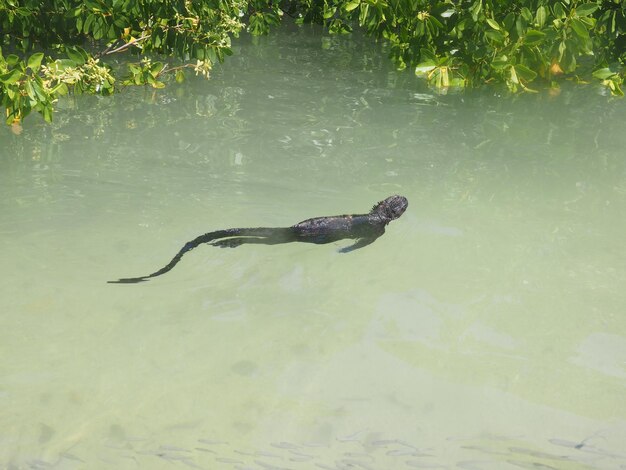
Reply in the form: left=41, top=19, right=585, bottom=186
left=6, top=54, right=20, bottom=67
left=514, top=63, right=538, bottom=81
left=486, top=18, right=500, bottom=30
left=520, top=7, right=533, bottom=21
left=428, top=16, right=443, bottom=31
left=419, top=48, right=437, bottom=63
left=470, top=0, right=482, bottom=21
left=15, top=7, right=32, bottom=17
left=25, top=80, right=36, bottom=100
left=503, top=12, right=515, bottom=32
left=92, top=18, right=104, bottom=40
left=516, top=15, right=527, bottom=38
left=83, top=14, right=95, bottom=34
left=0, top=69, right=21, bottom=85
left=175, top=69, right=185, bottom=83
left=558, top=40, right=566, bottom=59
left=440, top=8, right=455, bottom=19
left=66, top=47, right=86, bottom=65
left=491, top=54, right=509, bottom=70
left=113, top=16, right=129, bottom=28
left=31, top=80, right=47, bottom=101
left=50, top=82, right=69, bottom=96
left=27, top=52, right=44, bottom=72
left=592, top=67, right=617, bottom=79
left=449, top=77, right=466, bottom=88
left=84, top=0, right=102, bottom=11
left=345, top=0, right=360, bottom=12
left=562, top=48, right=577, bottom=72
left=106, top=24, right=117, bottom=40
left=535, top=6, right=547, bottom=28
left=152, top=28, right=163, bottom=48
left=553, top=2, right=566, bottom=19
left=6, top=110, right=19, bottom=125
left=509, top=65, right=519, bottom=84
left=193, top=45, right=205, bottom=60
left=524, top=29, right=545, bottom=45
left=608, top=80, right=624, bottom=96
left=149, top=61, right=164, bottom=77
left=485, top=30, right=505, bottom=45
left=415, top=61, right=436, bottom=76
left=575, top=3, right=599, bottom=17
left=570, top=17, right=589, bottom=39
left=42, top=104, right=53, bottom=123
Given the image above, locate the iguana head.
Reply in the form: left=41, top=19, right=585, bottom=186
left=371, top=195, right=408, bottom=221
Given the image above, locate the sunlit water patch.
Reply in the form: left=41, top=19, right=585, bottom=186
left=1, top=22, right=626, bottom=469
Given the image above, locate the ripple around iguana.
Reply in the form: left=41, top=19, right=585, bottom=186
left=108, top=195, right=408, bottom=284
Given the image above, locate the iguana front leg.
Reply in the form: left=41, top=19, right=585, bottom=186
left=338, top=236, right=380, bottom=253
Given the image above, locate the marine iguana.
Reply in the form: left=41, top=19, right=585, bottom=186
left=109, top=195, right=408, bottom=284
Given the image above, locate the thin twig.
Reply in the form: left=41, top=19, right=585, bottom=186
left=103, top=32, right=151, bottom=55
left=98, top=39, right=123, bottom=57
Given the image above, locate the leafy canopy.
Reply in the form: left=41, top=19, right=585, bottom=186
left=1, top=0, right=625, bottom=125
left=299, top=0, right=625, bottom=94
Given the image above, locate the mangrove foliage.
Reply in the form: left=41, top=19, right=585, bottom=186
left=1, top=0, right=625, bottom=124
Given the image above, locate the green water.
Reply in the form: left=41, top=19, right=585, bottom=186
left=1, top=23, right=626, bottom=469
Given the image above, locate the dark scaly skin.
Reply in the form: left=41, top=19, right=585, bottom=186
left=109, top=195, right=408, bottom=284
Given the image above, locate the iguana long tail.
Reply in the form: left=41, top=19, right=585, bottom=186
left=108, top=228, right=285, bottom=284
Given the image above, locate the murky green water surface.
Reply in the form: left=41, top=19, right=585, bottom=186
left=1, top=24, right=626, bottom=469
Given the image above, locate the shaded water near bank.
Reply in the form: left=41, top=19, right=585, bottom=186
left=1, top=22, right=626, bottom=469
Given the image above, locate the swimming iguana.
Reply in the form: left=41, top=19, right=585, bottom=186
left=109, top=195, right=408, bottom=284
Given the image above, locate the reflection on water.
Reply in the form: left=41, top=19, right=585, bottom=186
left=1, top=21, right=626, bottom=469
